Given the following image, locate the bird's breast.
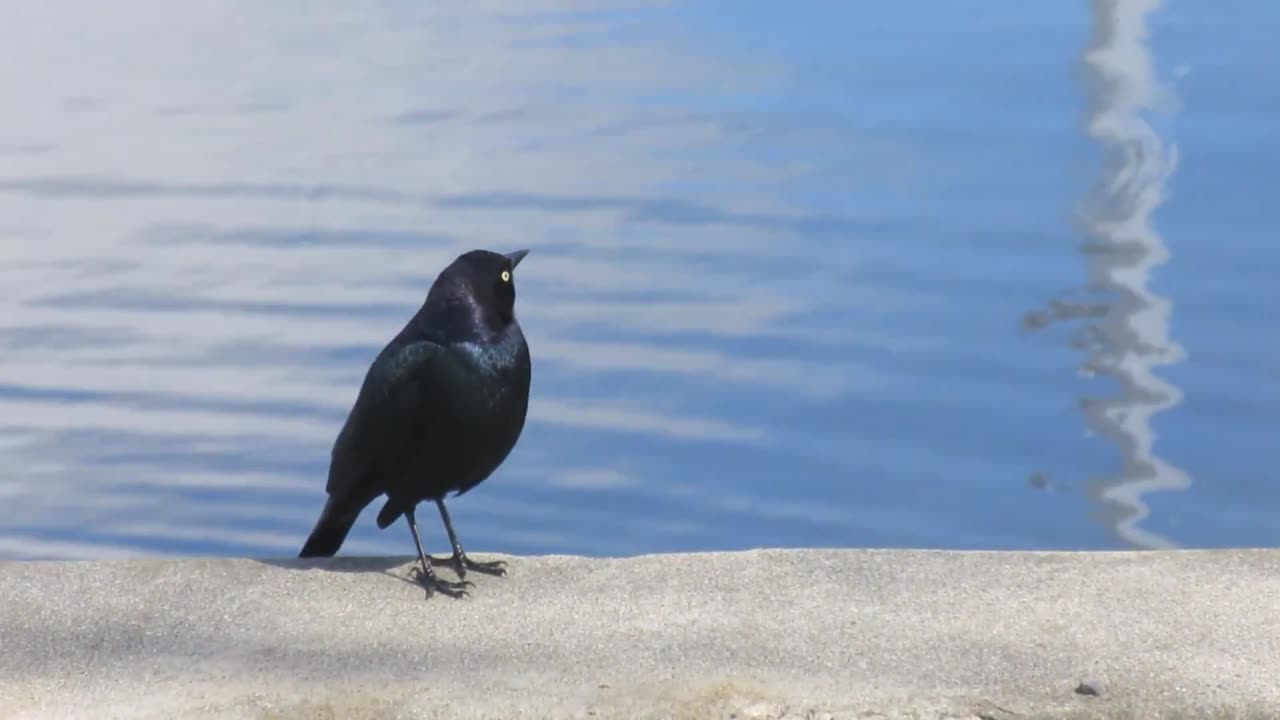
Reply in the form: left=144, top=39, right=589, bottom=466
left=427, top=356, right=528, bottom=492
left=444, top=337, right=530, bottom=431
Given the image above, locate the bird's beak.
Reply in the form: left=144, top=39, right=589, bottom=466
left=505, top=249, right=530, bottom=268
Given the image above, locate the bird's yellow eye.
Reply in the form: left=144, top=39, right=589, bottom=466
left=500, top=270, right=511, bottom=282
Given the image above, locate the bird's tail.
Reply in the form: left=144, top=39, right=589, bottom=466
left=298, top=497, right=359, bottom=558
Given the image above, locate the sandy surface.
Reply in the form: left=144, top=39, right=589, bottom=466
left=1, top=548, right=1278, bottom=719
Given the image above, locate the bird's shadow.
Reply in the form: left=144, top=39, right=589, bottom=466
left=258, top=555, right=468, bottom=591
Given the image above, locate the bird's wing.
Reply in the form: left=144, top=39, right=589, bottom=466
left=325, top=338, right=453, bottom=499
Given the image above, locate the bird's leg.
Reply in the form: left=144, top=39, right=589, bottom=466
left=405, top=506, right=473, bottom=598
left=431, top=498, right=507, bottom=579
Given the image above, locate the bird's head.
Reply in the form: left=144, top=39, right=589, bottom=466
left=425, top=248, right=530, bottom=337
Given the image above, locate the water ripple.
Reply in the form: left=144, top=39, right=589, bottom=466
left=0, top=0, right=1274, bottom=558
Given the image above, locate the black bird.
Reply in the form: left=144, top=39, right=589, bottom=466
left=298, top=248, right=532, bottom=598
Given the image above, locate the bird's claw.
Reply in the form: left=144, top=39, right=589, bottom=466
left=409, top=564, right=474, bottom=599
left=461, top=555, right=508, bottom=578
left=430, top=552, right=507, bottom=579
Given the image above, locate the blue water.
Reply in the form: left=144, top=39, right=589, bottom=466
left=0, top=0, right=1276, bottom=560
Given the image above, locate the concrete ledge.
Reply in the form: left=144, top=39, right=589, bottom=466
left=1, top=548, right=1278, bottom=719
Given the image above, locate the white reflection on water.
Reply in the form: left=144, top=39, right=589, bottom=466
left=1028, top=0, right=1188, bottom=548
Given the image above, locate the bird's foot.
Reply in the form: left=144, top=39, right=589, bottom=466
left=432, top=551, right=507, bottom=579
left=408, top=564, right=474, bottom=599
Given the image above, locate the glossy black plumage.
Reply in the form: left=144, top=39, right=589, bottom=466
left=298, top=248, right=532, bottom=598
